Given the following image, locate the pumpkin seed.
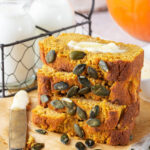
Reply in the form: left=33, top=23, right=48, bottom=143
left=130, top=135, right=133, bottom=141
left=54, top=82, right=69, bottom=90
left=31, top=143, right=44, bottom=150
left=73, top=64, right=86, bottom=75
left=70, top=51, right=86, bottom=60
left=67, top=86, right=79, bottom=98
left=67, top=106, right=76, bottom=115
left=61, top=133, right=69, bottom=144
left=50, top=100, right=64, bottom=109
left=87, top=118, right=101, bottom=127
left=61, top=97, right=75, bottom=109
left=45, top=50, right=56, bottom=63
left=99, top=60, right=109, bottom=72
left=87, top=66, right=98, bottom=79
left=74, top=124, right=85, bottom=138
left=90, top=105, right=99, bottom=118
left=35, top=129, right=47, bottom=135
left=77, top=107, right=87, bottom=120
left=78, top=76, right=91, bottom=87
left=78, top=87, right=91, bottom=95
left=85, top=139, right=95, bottom=147
left=91, top=84, right=110, bottom=96
left=75, top=142, right=86, bottom=150
left=40, top=95, right=49, bottom=103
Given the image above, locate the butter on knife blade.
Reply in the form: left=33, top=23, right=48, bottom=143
left=9, top=90, right=29, bottom=150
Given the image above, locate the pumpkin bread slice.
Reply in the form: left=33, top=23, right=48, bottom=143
left=39, top=33, right=144, bottom=82
left=32, top=105, right=134, bottom=146
left=38, top=65, right=141, bottom=105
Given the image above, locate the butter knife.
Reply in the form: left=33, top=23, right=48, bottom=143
left=9, top=90, right=29, bottom=150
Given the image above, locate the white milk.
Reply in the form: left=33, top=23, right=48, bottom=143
left=0, top=1, right=35, bottom=89
left=29, top=0, right=76, bottom=70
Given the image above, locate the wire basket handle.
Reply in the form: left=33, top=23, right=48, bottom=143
left=88, top=0, right=95, bottom=19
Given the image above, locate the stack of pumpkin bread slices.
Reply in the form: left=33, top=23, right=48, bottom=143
left=32, top=33, right=144, bottom=145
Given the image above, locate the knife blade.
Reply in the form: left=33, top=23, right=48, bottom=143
left=9, top=90, right=29, bottom=150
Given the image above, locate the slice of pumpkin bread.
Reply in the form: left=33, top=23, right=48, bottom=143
left=38, top=65, right=141, bottom=105
left=39, top=33, right=144, bottom=82
left=32, top=105, right=134, bottom=146
left=41, top=96, right=126, bottom=130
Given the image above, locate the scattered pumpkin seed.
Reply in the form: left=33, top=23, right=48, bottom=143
left=91, top=84, right=110, bottom=96
left=67, top=106, right=77, bottom=115
left=87, top=66, right=98, bottom=79
left=87, top=118, right=101, bottom=127
left=130, top=135, right=133, bottom=141
left=50, top=100, right=64, bottom=109
left=31, top=143, right=44, bottom=150
left=74, top=124, right=85, bottom=138
left=54, top=82, right=69, bottom=90
left=70, top=51, right=86, bottom=60
left=75, top=142, right=86, bottom=150
left=40, top=95, right=49, bottom=103
left=61, top=97, right=75, bottom=109
left=35, top=129, right=47, bottom=135
left=90, top=105, right=99, bottom=118
left=67, top=86, right=79, bottom=98
left=61, top=133, right=69, bottom=144
left=78, top=76, right=91, bottom=87
left=77, top=107, right=87, bottom=120
left=99, top=60, right=109, bottom=72
left=73, top=64, right=86, bottom=75
left=85, top=139, right=95, bottom=147
left=78, top=87, right=91, bottom=95
left=45, top=50, right=56, bottom=63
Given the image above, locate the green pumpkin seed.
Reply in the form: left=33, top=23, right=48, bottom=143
left=50, top=100, right=64, bottom=109
left=67, top=86, right=79, bottom=98
left=74, top=124, right=85, bottom=138
left=85, top=139, right=95, bottom=147
left=31, top=143, right=44, bottom=150
left=73, top=64, right=86, bottom=75
left=35, top=129, right=47, bottom=135
left=54, top=82, right=69, bottom=90
left=67, top=106, right=76, bottom=115
left=40, top=95, right=49, bottom=103
left=78, top=76, right=91, bottom=87
left=77, top=107, right=87, bottom=120
left=99, top=60, right=109, bottom=72
left=70, top=51, right=86, bottom=60
left=45, top=50, right=56, bottom=63
left=61, top=133, right=69, bottom=144
left=91, top=84, right=110, bottom=96
left=87, top=66, right=98, bottom=79
left=130, top=135, right=133, bottom=141
left=61, top=97, right=75, bottom=109
left=90, top=105, right=100, bottom=118
left=75, top=142, right=86, bottom=150
left=78, top=87, right=91, bottom=95
left=87, top=118, right=101, bottom=127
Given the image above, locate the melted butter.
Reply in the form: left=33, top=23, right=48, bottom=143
left=11, top=90, right=29, bottom=110
left=68, top=40, right=126, bottom=53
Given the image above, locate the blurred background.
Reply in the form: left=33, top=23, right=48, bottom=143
left=71, top=0, right=149, bottom=47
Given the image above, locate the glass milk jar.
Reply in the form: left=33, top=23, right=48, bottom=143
left=29, top=0, right=75, bottom=71
left=0, top=0, right=35, bottom=89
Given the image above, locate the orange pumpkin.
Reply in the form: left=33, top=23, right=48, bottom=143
left=107, top=0, right=150, bottom=42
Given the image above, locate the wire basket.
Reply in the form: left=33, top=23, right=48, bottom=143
left=0, top=0, right=95, bottom=97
